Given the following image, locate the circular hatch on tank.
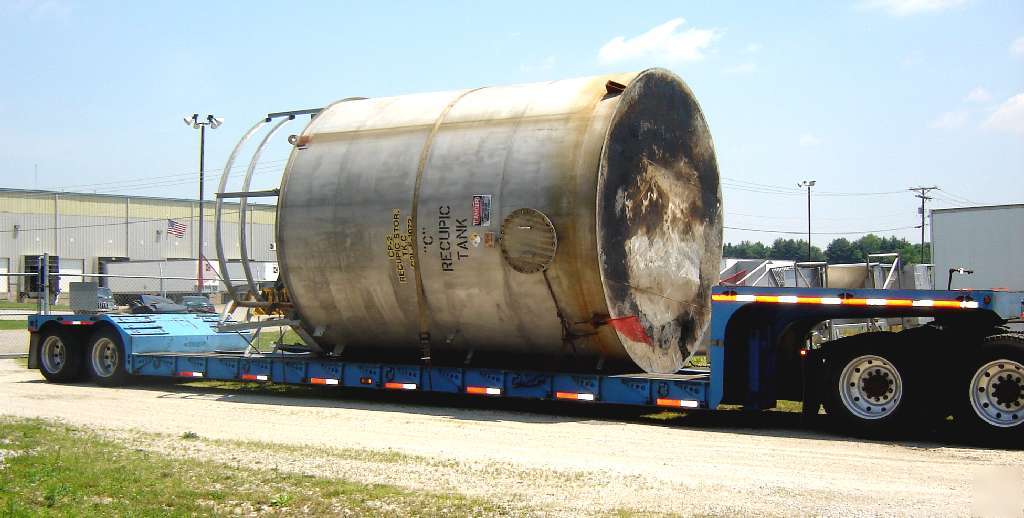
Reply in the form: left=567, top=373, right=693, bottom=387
left=500, top=208, right=558, bottom=274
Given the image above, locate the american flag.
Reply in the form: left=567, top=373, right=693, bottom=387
left=167, top=219, right=187, bottom=238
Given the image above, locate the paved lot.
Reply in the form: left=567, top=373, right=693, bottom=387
left=2, top=360, right=1021, bottom=516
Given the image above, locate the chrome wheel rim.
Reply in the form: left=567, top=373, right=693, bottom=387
left=969, top=359, right=1023, bottom=428
left=91, top=338, right=118, bottom=378
left=40, top=335, right=66, bottom=373
left=839, top=354, right=903, bottom=420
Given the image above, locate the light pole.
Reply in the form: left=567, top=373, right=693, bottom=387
left=183, top=114, right=223, bottom=294
left=797, top=180, right=816, bottom=262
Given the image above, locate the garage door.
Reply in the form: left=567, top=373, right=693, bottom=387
left=0, top=258, right=8, bottom=298
left=58, top=259, right=85, bottom=300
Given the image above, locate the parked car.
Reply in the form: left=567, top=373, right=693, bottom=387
left=181, top=295, right=215, bottom=314
left=129, top=295, right=188, bottom=314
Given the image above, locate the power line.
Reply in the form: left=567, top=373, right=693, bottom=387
left=726, top=210, right=910, bottom=221
left=17, top=158, right=289, bottom=196
left=10, top=161, right=288, bottom=199
left=0, top=209, right=253, bottom=234
left=724, top=224, right=919, bottom=236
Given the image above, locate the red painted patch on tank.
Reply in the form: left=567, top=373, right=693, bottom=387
left=608, top=316, right=652, bottom=345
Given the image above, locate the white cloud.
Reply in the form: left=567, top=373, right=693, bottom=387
left=983, top=93, right=1024, bottom=136
left=598, top=18, right=719, bottom=65
left=743, top=43, right=762, bottom=53
left=520, top=55, right=557, bottom=73
left=1011, top=36, right=1024, bottom=57
left=724, top=62, right=756, bottom=75
left=964, top=87, right=991, bottom=103
left=798, top=134, right=822, bottom=147
left=859, top=0, right=967, bottom=16
left=929, top=110, right=969, bottom=129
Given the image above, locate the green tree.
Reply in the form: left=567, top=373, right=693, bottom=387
left=725, top=235, right=928, bottom=264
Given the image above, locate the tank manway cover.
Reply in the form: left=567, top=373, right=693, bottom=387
left=500, top=208, right=558, bottom=274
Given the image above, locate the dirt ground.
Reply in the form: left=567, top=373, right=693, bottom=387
left=1, top=359, right=1021, bottom=516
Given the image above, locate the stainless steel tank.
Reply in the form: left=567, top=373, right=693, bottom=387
left=276, top=68, right=722, bottom=373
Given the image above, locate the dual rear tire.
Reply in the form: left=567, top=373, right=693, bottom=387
left=821, top=331, right=1023, bottom=444
left=36, top=326, right=130, bottom=386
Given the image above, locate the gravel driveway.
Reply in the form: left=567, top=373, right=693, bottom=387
left=1, top=359, right=1021, bottom=516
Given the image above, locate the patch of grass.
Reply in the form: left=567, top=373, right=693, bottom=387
left=252, top=328, right=302, bottom=351
left=0, top=319, right=27, bottom=330
left=0, top=417, right=511, bottom=517
left=0, top=301, right=68, bottom=311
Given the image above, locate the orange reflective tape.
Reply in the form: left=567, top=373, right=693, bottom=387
left=466, top=386, right=501, bottom=395
left=795, top=297, right=822, bottom=304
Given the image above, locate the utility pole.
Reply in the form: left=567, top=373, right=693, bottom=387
left=797, top=180, right=816, bottom=262
left=909, top=186, right=937, bottom=264
left=183, top=114, right=224, bottom=294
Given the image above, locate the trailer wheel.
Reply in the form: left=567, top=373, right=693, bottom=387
left=37, top=327, right=84, bottom=382
left=821, top=333, right=917, bottom=437
left=957, top=334, right=1024, bottom=444
left=87, top=328, right=130, bottom=387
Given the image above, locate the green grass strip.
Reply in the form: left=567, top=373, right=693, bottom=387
left=0, top=417, right=510, bottom=517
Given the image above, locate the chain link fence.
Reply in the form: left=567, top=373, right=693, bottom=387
left=0, top=264, right=299, bottom=358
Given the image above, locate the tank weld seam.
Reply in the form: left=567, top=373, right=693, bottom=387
left=409, top=87, right=486, bottom=364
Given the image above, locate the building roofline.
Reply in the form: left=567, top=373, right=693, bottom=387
left=0, top=187, right=276, bottom=208
left=932, top=203, right=1024, bottom=214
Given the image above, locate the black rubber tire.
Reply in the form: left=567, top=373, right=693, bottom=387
left=86, top=327, right=132, bottom=387
left=36, top=326, right=84, bottom=382
left=821, top=332, right=921, bottom=438
left=955, top=334, right=1024, bottom=447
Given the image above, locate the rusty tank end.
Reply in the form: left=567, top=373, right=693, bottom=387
left=275, top=68, right=722, bottom=374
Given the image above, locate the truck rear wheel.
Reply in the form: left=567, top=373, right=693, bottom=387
left=958, top=334, right=1023, bottom=444
left=87, top=328, right=131, bottom=387
left=37, top=327, right=84, bottom=382
left=822, top=333, right=918, bottom=437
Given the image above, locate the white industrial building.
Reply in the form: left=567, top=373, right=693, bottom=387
left=931, top=204, right=1024, bottom=291
left=0, top=188, right=277, bottom=299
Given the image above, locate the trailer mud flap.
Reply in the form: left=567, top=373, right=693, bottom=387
left=27, top=333, right=39, bottom=369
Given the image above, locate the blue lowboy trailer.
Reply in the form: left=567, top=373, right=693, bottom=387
left=26, top=285, right=1024, bottom=442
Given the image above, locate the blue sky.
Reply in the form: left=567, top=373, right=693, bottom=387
left=1, top=0, right=1021, bottom=247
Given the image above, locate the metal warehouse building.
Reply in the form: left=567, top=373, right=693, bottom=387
left=0, top=188, right=276, bottom=299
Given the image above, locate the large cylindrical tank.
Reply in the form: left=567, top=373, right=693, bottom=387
left=276, top=68, right=722, bottom=374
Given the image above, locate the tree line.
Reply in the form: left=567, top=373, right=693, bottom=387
left=723, top=234, right=929, bottom=264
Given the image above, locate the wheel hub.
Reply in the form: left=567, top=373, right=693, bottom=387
left=91, top=338, right=118, bottom=378
left=839, top=354, right=903, bottom=420
left=991, top=375, right=1022, bottom=408
left=40, top=336, right=65, bottom=373
left=969, top=359, right=1024, bottom=428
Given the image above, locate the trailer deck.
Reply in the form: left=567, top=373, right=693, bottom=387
left=27, top=286, right=1022, bottom=416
